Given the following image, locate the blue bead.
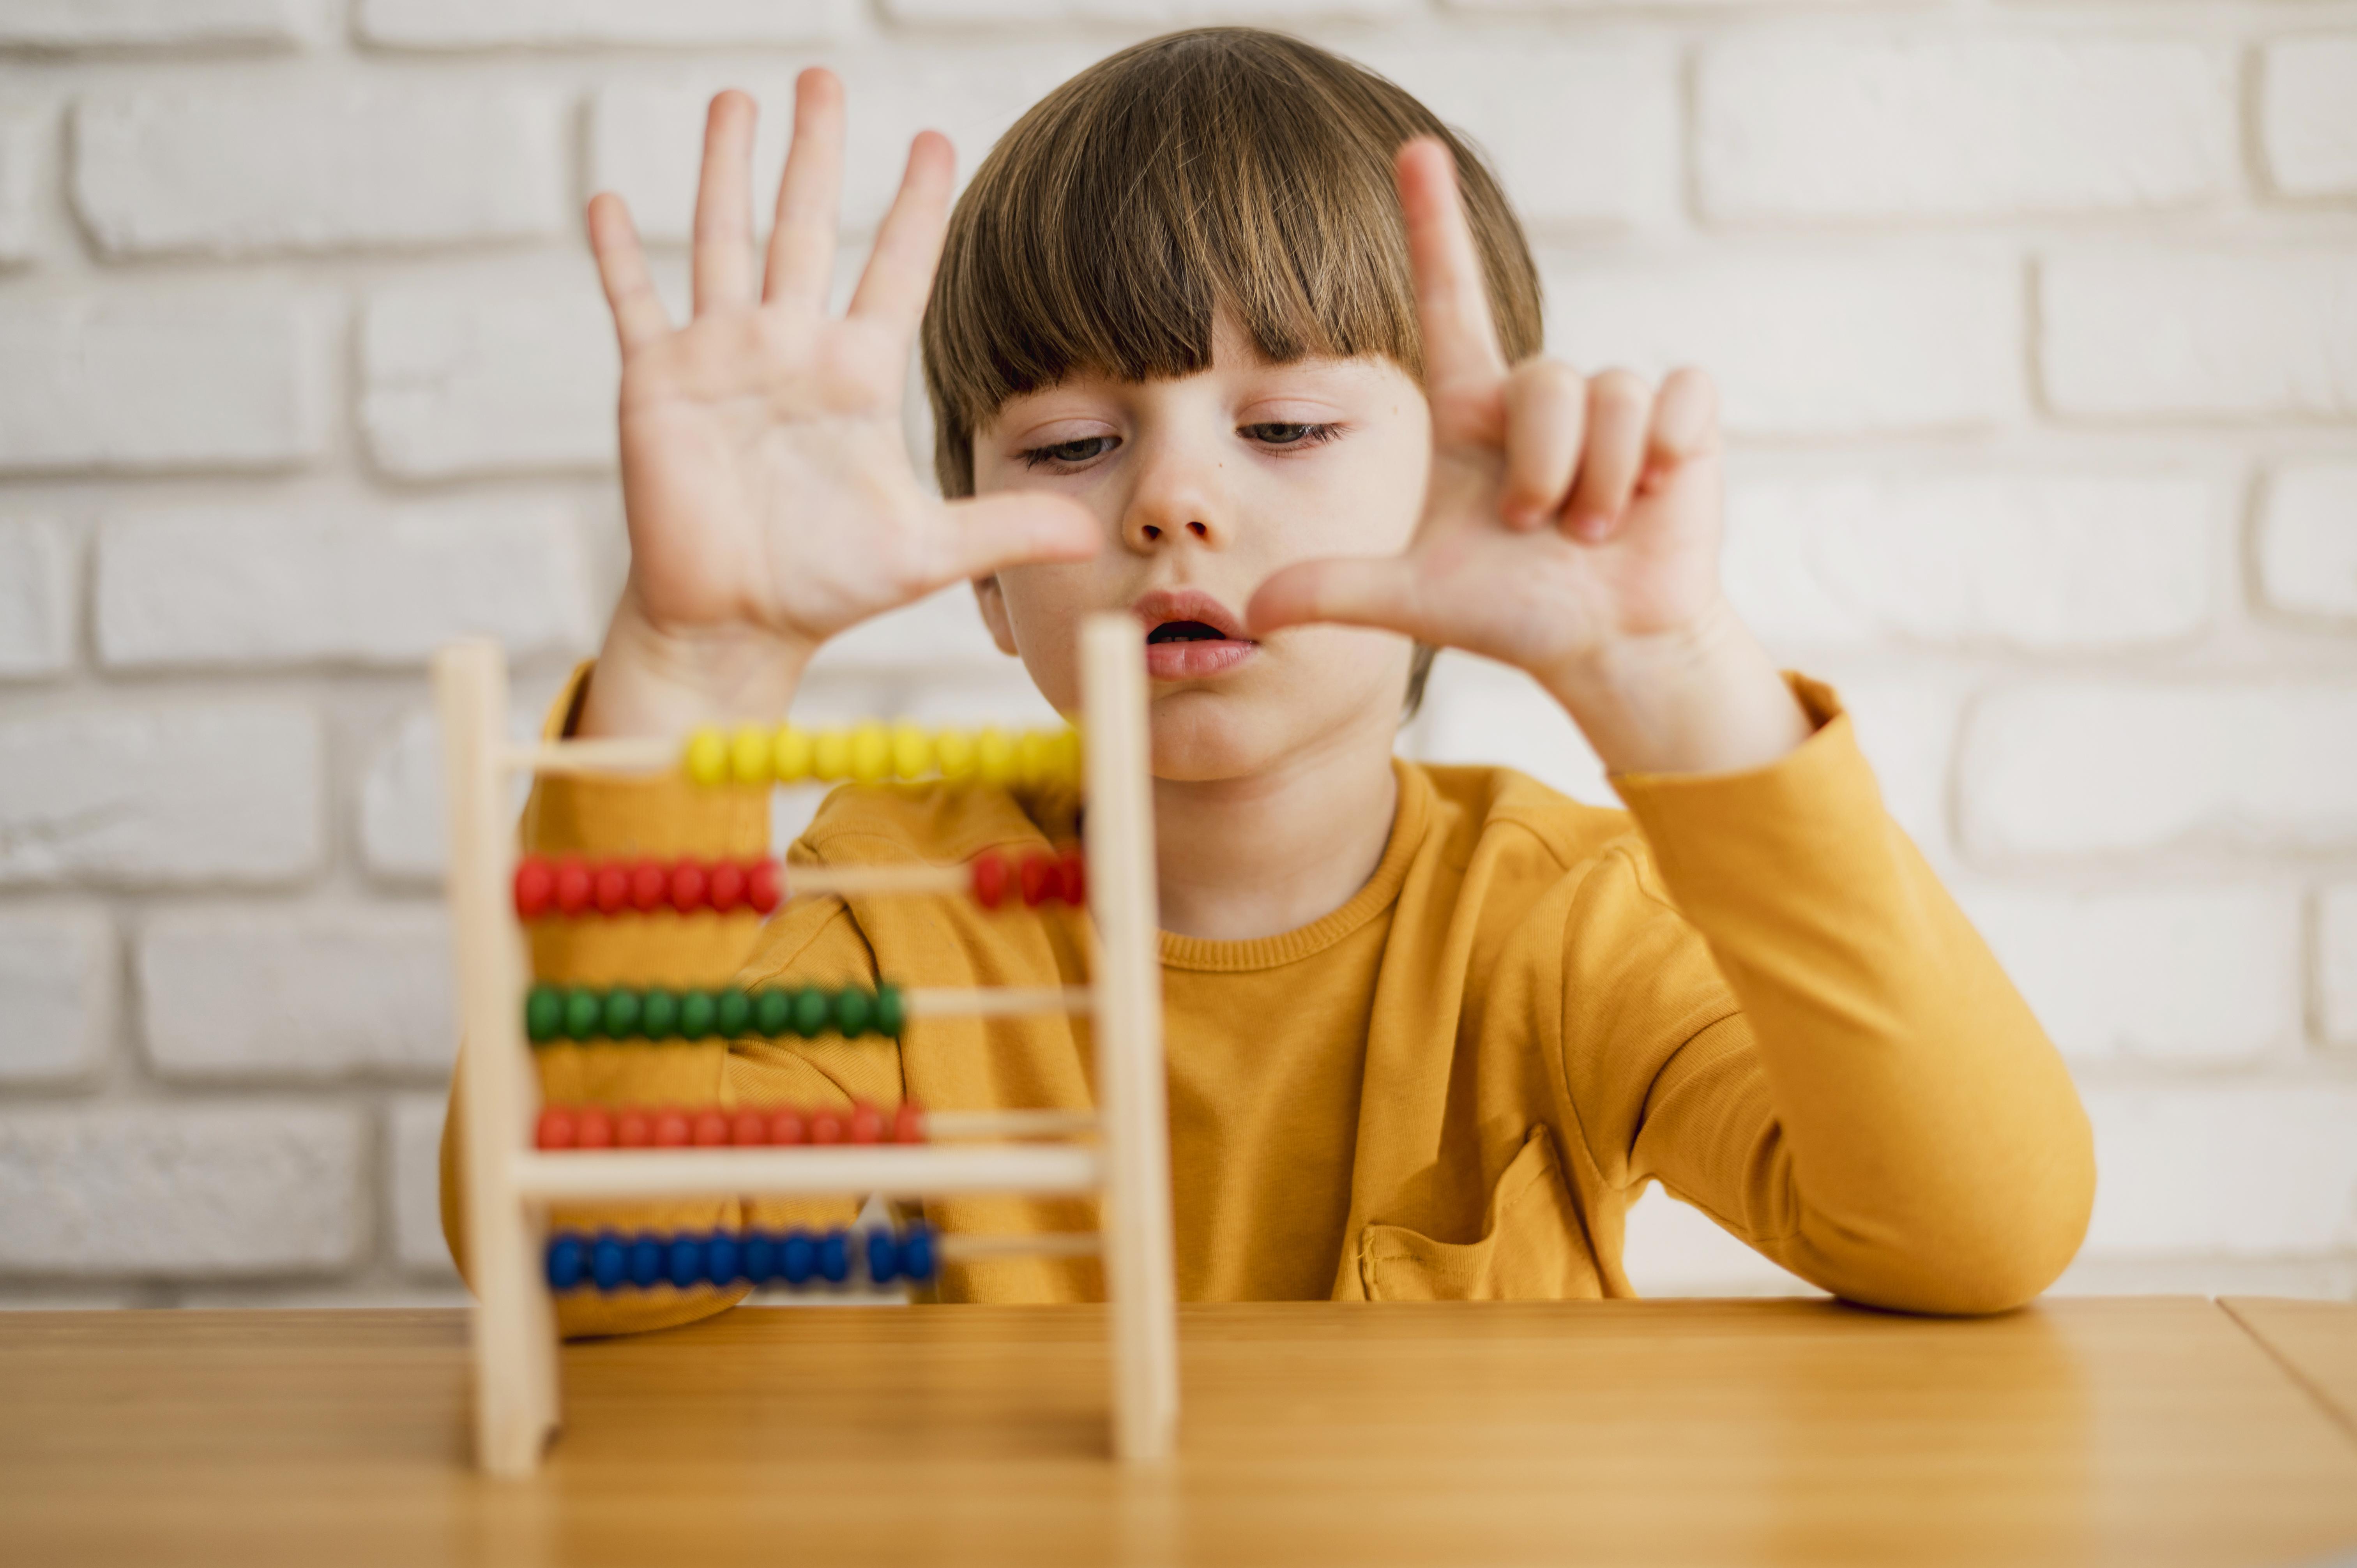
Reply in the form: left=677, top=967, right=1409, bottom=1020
left=865, top=1229, right=899, bottom=1285
left=780, top=1230, right=815, bottom=1287
left=629, top=1233, right=664, bottom=1289
left=740, top=1229, right=776, bottom=1284
left=546, top=1233, right=586, bottom=1292
left=591, top=1231, right=627, bottom=1292
left=901, top=1224, right=937, bottom=1285
left=668, top=1234, right=705, bottom=1290
left=817, top=1229, right=850, bottom=1285
left=705, top=1231, right=740, bottom=1285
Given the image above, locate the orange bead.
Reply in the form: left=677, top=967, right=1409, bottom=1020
left=730, top=1109, right=769, bottom=1145
left=615, top=1109, right=652, bottom=1148
left=553, top=855, right=592, bottom=916
left=535, top=1106, right=576, bottom=1150
left=707, top=859, right=745, bottom=913
left=746, top=859, right=781, bottom=914
left=574, top=1107, right=613, bottom=1149
left=669, top=860, right=708, bottom=914
left=592, top=861, right=629, bottom=915
left=768, top=1107, right=806, bottom=1146
left=1058, top=849, right=1086, bottom=907
left=692, top=1110, right=729, bottom=1147
left=848, top=1101, right=883, bottom=1144
left=1019, top=850, right=1055, bottom=908
left=892, top=1103, right=925, bottom=1144
left=628, top=857, right=668, bottom=912
left=808, top=1109, right=844, bottom=1145
left=513, top=858, right=554, bottom=919
left=970, top=851, right=1009, bottom=910
left=653, top=1108, right=692, bottom=1147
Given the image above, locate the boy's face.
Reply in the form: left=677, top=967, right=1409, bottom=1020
left=972, top=310, right=1431, bottom=782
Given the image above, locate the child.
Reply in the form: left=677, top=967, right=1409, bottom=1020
left=443, top=29, right=2094, bottom=1333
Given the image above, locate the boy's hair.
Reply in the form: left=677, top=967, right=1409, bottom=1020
left=921, top=27, right=1545, bottom=715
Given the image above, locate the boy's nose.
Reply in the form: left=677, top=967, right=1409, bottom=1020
left=1121, top=461, right=1230, bottom=554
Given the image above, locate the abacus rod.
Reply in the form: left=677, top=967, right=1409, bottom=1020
left=925, top=1109, right=1099, bottom=1141
left=901, top=985, right=1093, bottom=1019
left=935, top=1232, right=1103, bottom=1263
left=503, top=738, right=674, bottom=777
left=510, top=1144, right=1103, bottom=1203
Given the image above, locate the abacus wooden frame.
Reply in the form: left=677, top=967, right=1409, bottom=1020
left=433, top=613, right=1177, bottom=1476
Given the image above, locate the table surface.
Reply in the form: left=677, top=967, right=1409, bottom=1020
left=5, top=1297, right=2355, bottom=1568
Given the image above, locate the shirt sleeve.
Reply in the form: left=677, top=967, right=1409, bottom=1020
left=1595, top=676, right=2095, bottom=1315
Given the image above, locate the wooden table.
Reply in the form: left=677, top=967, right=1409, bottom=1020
left=5, top=1298, right=2355, bottom=1567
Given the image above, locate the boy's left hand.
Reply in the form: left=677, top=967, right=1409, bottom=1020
left=1246, top=139, right=1810, bottom=777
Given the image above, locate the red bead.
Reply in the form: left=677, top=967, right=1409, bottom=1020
left=970, top=851, right=1009, bottom=910
left=746, top=859, right=781, bottom=914
left=574, top=1107, right=613, bottom=1149
left=1058, top=849, right=1087, bottom=907
left=848, top=1101, right=883, bottom=1144
left=892, top=1103, right=925, bottom=1144
left=628, top=857, right=668, bottom=912
left=514, top=858, right=555, bottom=919
left=1019, top=850, right=1054, bottom=908
left=653, top=1108, right=692, bottom=1147
left=768, top=1107, right=805, bottom=1145
left=592, top=861, right=630, bottom=915
left=615, top=1109, right=652, bottom=1148
left=808, top=1109, right=844, bottom=1145
left=535, top=1106, right=576, bottom=1150
left=730, top=1109, right=769, bottom=1146
left=692, top=1110, right=730, bottom=1147
left=707, top=859, right=745, bottom=913
left=669, top=860, right=708, bottom=914
left=553, top=856, right=592, bottom=916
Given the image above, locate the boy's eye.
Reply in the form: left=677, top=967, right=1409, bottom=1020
left=1019, top=435, right=1118, bottom=469
left=1242, top=422, right=1341, bottom=449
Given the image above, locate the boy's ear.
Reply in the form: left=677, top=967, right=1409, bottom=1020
left=972, top=574, right=1021, bottom=657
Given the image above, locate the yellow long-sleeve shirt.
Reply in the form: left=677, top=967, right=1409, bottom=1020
left=442, top=673, right=2095, bottom=1337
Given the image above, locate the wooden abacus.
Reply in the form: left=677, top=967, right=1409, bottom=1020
left=434, top=614, right=1178, bottom=1475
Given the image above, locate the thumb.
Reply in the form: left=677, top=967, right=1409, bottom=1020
left=934, top=492, right=1101, bottom=582
left=1247, top=555, right=1429, bottom=640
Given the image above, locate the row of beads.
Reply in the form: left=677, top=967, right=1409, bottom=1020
left=535, top=1100, right=921, bottom=1150
left=546, top=1225, right=938, bottom=1293
left=511, top=848, right=1085, bottom=921
left=684, top=720, right=1081, bottom=789
left=524, top=983, right=903, bottom=1045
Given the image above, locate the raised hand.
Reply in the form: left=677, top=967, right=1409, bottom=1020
left=578, top=72, right=1098, bottom=738
left=1246, top=140, right=1807, bottom=776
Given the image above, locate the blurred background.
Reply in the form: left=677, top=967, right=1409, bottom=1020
left=0, top=0, right=2352, bottom=1309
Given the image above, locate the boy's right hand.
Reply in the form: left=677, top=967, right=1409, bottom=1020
left=576, top=71, right=1099, bottom=740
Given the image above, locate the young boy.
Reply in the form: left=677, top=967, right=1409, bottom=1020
left=443, top=29, right=2094, bottom=1334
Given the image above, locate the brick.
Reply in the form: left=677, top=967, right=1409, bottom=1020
left=2041, top=248, right=2357, bottom=420
left=71, top=85, right=565, bottom=258
left=1957, top=883, right=2299, bottom=1063
left=2322, top=885, right=2357, bottom=1049
left=360, top=0, right=846, bottom=46
left=1620, top=1184, right=1819, bottom=1298
left=0, top=1104, right=360, bottom=1276
left=0, top=704, right=320, bottom=886
left=2080, top=1085, right=2357, bottom=1257
left=2262, top=35, right=2357, bottom=198
left=95, top=501, right=594, bottom=671
left=1343, top=35, right=1676, bottom=228
left=359, top=684, right=555, bottom=882
left=0, top=292, right=323, bottom=472
left=1960, top=682, right=2357, bottom=859
left=0, top=99, right=44, bottom=264
left=389, top=1093, right=454, bottom=1276
left=1724, top=471, right=2215, bottom=652
left=0, top=517, right=74, bottom=679
left=0, top=908, right=111, bottom=1084
left=2257, top=462, right=2357, bottom=623
left=138, top=906, right=451, bottom=1081
left=0, top=0, right=307, bottom=48
left=1544, top=252, right=2020, bottom=438
left=1699, top=37, right=2232, bottom=222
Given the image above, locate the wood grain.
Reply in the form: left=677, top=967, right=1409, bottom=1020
left=3, top=1299, right=2353, bottom=1568
left=2224, top=1296, right=2357, bottom=1440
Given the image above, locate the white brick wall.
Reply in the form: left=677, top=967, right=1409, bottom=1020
left=0, top=4, right=2352, bottom=1308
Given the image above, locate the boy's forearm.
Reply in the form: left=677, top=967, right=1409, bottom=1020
left=1539, top=595, right=1811, bottom=779
left=576, top=579, right=818, bottom=740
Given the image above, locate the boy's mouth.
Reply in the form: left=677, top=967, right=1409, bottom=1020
left=1132, top=590, right=1257, bottom=681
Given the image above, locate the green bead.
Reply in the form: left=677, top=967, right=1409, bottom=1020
left=562, top=986, right=603, bottom=1042
left=713, top=988, right=752, bottom=1038
left=525, top=984, right=563, bottom=1043
left=752, top=986, right=793, bottom=1037
left=601, top=987, right=642, bottom=1040
left=872, top=983, right=903, bottom=1039
left=677, top=989, right=716, bottom=1040
left=638, top=987, right=678, bottom=1041
left=790, top=986, right=832, bottom=1038
left=834, top=986, right=873, bottom=1039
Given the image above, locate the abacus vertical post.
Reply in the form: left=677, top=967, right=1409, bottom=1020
left=1080, top=613, right=1179, bottom=1461
left=434, top=638, right=560, bottom=1475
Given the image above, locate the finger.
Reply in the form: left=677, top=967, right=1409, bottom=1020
left=763, top=68, right=844, bottom=312
left=1639, top=367, right=1720, bottom=496
left=1564, top=369, right=1653, bottom=543
left=691, top=90, right=760, bottom=315
left=587, top=192, right=671, bottom=353
left=1246, top=556, right=1431, bottom=643
left=849, top=131, right=955, bottom=331
left=929, top=491, right=1102, bottom=584
left=1499, top=358, right=1586, bottom=530
left=1395, top=138, right=1507, bottom=402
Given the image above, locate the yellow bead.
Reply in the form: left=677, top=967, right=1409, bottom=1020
left=974, top=727, right=1017, bottom=787
left=889, top=720, right=932, bottom=780
left=933, top=728, right=975, bottom=782
left=849, top=720, right=891, bottom=783
left=811, top=728, right=851, bottom=782
left=1048, top=727, right=1083, bottom=787
left=772, top=724, right=812, bottom=783
left=1014, top=730, right=1053, bottom=788
left=684, top=727, right=728, bottom=786
left=728, top=724, right=772, bottom=786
